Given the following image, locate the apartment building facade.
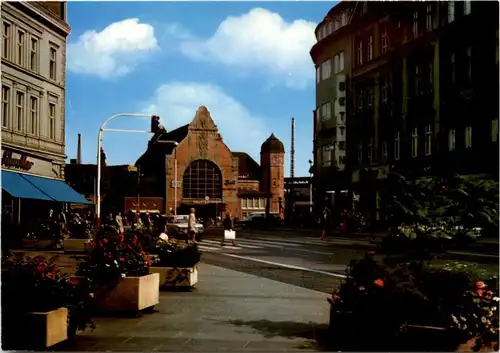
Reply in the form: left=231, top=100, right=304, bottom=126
left=1, top=1, right=70, bottom=180
left=310, top=1, right=355, bottom=211
left=311, top=1, right=499, bottom=225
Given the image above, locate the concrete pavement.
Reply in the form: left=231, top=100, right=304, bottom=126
left=64, top=263, right=329, bottom=351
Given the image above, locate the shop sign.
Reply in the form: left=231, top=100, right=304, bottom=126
left=2, top=150, right=34, bottom=171
left=224, top=179, right=236, bottom=186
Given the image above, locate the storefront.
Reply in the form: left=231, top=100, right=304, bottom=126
left=1, top=147, right=91, bottom=236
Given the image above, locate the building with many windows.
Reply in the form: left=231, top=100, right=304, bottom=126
left=311, top=1, right=499, bottom=226
left=2, top=2, right=89, bottom=227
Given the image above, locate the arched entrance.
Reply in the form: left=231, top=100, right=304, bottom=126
left=180, top=159, right=223, bottom=221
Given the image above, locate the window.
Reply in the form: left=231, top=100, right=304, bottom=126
left=341, top=12, right=347, bottom=26
left=426, top=4, right=432, bottom=31
left=413, top=11, right=419, bottom=38
left=316, top=66, right=320, bottom=84
left=2, top=86, right=10, bottom=128
left=425, top=124, right=432, bottom=155
left=29, top=96, right=38, bottom=134
left=411, top=127, right=418, bottom=157
left=339, top=51, right=344, bottom=71
left=252, top=198, right=259, bottom=208
left=367, top=87, right=373, bottom=109
left=381, top=78, right=389, bottom=104
left=339, top=126, right=345, bottom=136
left=368, top=35, right=373, bottom=61
left=2, top=23, right=10, bottom=59
left=182, top=159, right=223, bottom=200
left=339, top=112, right=346, bottom=124
left=259, top=198, right=266, bottom=209
left=357, top=89, right=364, bottom=112
left=334, top=55, right=340, bottom=74
left=30, top=38, right=38, bottom=71
left=357, top=142, right=363, bottom=164
left=339, top=81, right=346, bottom=92
left=49, top=102, right=56, bottom=140
left=450, top=53, right=456, bottom=83
left=321, top=59, right=331, bottom=80
left=382, top=141, right=388, bottom=163
left=321, top=102, right=331, bottom=122
left=322, top=145, right=333, bottom=167
left=464, top=1, right=471, bottom=15
left=448, top=129, right=456, bottom=151
left=466, top=47, right=472, bottom=81
left=465, top=126, right=472, bottom=148
left=49, top=47, right=57, bottom=80
left=491, top=119, right=499, bottom=142
left=16, top=91, right=25, bottom=131
left=16, top=30, right=25, bottom=66
left=357, top=40, right=363, bottom=65
left=415, top=65, right=421, bottom=95
left=448, top=1, right=455, bottom=23
left=381, top=29, right=388, bottom=54
left=394, top=131, right=400, bottom=160
left=339, top=97, right=346, bottom=106
left=241, top=199, right=247, bottom=209
left=367, top=138, right=373, bottom=163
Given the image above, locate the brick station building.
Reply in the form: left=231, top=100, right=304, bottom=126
left=133, top=106, right=285, bottom=220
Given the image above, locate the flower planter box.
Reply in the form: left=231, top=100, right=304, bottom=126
left=25, top=307, right=68, bottom=348
left=94, top=273, right=160, bottom=312
left=34, top=239, right=55, bottom=249
left=149, top=266, right=198, bottom=288
left=63, top=238, right=90, bottom=253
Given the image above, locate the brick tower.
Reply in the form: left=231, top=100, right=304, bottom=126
left=260, top=133, right=285, bottom=214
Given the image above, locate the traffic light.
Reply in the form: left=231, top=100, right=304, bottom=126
left=151, top=115, right=160, bottom=133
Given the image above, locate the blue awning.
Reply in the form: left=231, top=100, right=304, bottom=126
left=19, top=173, right=92, bottom=205
left=1, top=170, right=55, bottom=201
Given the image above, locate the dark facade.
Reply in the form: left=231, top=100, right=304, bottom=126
left=311, top=1, right=499, bottom=225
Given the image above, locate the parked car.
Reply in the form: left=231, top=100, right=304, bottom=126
left=166, top=215, right=204, bottom=241
left=238, top=212, right=279, bottom=229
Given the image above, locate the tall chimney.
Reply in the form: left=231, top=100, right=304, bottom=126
left=77, top=133, right=82, bottom=164
left=291, top=118, right=295, bottom=179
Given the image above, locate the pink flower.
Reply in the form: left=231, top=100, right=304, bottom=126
left=476, top=281, right=487, bottom=289
left=359, top=286, right=365, bottom=291
left=103, top=238, right=109, bottom=243
left=119, top=257, right=125, bottom=262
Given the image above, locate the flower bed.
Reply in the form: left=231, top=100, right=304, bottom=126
left=326, top=251, right=499, bottom=352
left=75, top=226, right=159, bottom=312
left=149, top=242, right=201, bottom=288
left=1, top=253, right=94, bottom=349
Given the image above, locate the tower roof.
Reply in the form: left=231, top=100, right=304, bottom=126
left=261, top=133, right=285, bottom=154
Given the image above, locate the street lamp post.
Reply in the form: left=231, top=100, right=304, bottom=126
left=308, top=159, right=313, bottom=214
left=96, top=113, right=177, bottom=229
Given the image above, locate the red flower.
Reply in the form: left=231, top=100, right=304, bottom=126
left=119, top=257, right=125, bottom=262
left=442, top=185, right=447, bottom=191
left=476, top=281, right=487, bottom=289
left=359, top=286, right=365, bottom=291
left=477, top=289, right=484, bottom=297
left=103, top=238, right=109, bottom=243
left=373, top=279, right=384, bottom=288
left=485, top=290, right=494, bottom=298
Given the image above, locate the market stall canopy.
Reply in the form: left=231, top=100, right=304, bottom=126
left=1, top=170, right=91, bottom=204
left=1, top=170, right=54, bottom=201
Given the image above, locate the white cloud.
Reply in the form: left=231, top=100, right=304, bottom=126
left=142, top=82, right=270, bottom=160
left=178, top=8, right=317, bottom=89
left=67, top=18, right=159, bottom=79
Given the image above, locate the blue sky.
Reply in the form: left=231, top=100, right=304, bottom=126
left=65, top=1, right=334, bottom=176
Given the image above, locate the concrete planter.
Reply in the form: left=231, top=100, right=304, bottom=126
left=63, top=238, right=90, bottom=253
left=34, top=239, right=56, bottom=249
left=94, top=273, right=160, bottom=312
left=25, top=307, right=68, bottom=348
left=149, top=266, right=198, bottom=288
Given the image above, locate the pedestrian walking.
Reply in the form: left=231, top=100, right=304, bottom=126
left=221, top=211, right=237, bottom=247
left=187, top=208, right=197, bottom=244
left=320, top=206, right=332, bottom=240
left=115, top=212, right=124, bottom=235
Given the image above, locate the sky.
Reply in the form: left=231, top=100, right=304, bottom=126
left=65, top=1, right=334, bottom=177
